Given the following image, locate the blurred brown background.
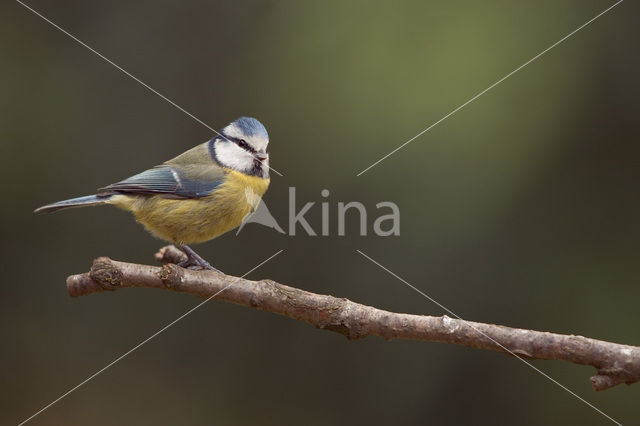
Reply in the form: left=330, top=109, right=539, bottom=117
left=2, top=0, right=639, bottom=424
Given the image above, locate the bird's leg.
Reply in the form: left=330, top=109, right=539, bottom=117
left=178, top=245, right=220, bottom=272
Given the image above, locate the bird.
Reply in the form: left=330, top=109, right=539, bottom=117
left=35, top=117, right=271, bottom=271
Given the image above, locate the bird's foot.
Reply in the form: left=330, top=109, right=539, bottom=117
left=178, top=245, right=221, bottom=272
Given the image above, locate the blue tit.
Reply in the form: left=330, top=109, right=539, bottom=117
left=35, top=117, right=271, bottom=270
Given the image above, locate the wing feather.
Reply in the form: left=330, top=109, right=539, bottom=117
left=99, top=165, right=224, bottom=199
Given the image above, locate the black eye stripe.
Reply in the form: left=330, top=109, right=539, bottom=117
left=218, top=133, right=258, bottom=154
left=234, top=137, right=256, bottom=153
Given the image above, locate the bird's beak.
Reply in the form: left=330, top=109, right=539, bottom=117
left=256, top=152, right=268, bottom=162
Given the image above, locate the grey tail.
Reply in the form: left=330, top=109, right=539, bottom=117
left=34, top=194, right=113, bottom=214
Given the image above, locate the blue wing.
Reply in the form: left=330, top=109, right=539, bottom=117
left=98, top=165, right=223, bottom=199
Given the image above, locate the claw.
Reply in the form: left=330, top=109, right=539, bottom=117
left=178, top=245, right=221, bottom=272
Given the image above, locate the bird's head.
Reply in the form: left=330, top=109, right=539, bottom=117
left=213, top=117, right=270, bottom=178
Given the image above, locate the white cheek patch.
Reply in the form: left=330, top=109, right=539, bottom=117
left=215, top=141, right=255, bottom=173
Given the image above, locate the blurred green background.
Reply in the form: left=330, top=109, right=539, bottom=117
left=2, top=0, right=638, bottom=424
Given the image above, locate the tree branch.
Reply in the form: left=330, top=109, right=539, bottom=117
left=66, top=246, right=640, bottom=392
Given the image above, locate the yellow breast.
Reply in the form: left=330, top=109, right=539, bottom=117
left=109, top=169, right=270, bottom=244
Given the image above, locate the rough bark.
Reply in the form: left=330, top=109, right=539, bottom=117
left=65, top=245, right=640, bottom=392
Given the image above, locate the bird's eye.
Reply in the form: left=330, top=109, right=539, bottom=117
left=237, top=139, right=252, bottom=151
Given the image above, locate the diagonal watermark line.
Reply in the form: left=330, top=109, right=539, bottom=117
left=15, top=0, right=283, bottom=177
left=356, top=249, right=622, bottom=426
left=356, top=0, right=623, bottom=176
left=18, top=249, right=284, bottom=426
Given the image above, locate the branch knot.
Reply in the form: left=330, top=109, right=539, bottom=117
left=157, top=264, right=185, bottom=289
left=89, top=257, right=122, bottom=291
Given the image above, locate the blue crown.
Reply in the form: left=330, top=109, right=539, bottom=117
left=233, top=117, right=268, bottom=139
